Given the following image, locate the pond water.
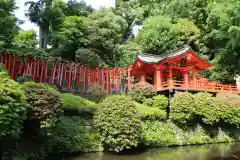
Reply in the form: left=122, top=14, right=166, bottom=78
left=70, top=143, right=240, bottom=160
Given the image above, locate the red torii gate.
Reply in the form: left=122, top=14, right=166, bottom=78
left=0, top=53, right=132, bottom=93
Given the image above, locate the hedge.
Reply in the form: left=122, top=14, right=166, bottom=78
left=134, top=102, right=166, bottom=120
left=60, top=93, right=97, bottom=117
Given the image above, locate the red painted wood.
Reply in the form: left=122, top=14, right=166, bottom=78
left=128, top=67, right=131, bottom=91
left=67, top=63, right=74, bottom=90
left=11, top=56, right=15, bottom=79
left=106, top=69, right=109, bottom=93
left=101, top=69, right=105, bottom=86
left=84, top=66, right=87, bottom=91
left=40, top=60, right=45, bottom=83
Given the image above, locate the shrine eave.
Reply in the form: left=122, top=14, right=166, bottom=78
left=135, top=45, right=212, bottom=69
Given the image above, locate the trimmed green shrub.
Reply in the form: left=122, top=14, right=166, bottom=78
left=194, top=92, right=220, bottom=125
left=93, top=95, right=141, bottom=153
left=216, top=93, right=240, bottom=126
left=22, top=82, right=61, bottom=121
left=141, top=121, right=178, bottom=147
left=48, top=117, right=102, bottom=154
left=60, top=93, right=96, bottom=116
left=134, top=102, right=166, bottom=120
left=0, top=71, right=27, bottom=136
left=152, top=95, right=169, bottom=110
left=86, top=84, right=108, bottom=103
left=143, top=98, right=154, bottom=107
left=129, top=82, right=156, bottom=103
left=170, top=92, right=195, bottom=124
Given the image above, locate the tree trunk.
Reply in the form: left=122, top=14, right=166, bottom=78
left=39, top=26, right=49, bottom=49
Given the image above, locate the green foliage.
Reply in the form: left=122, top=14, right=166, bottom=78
left=216, top=93, right=240, bottom=126
left=141, top=121, right=178, bottom=147
left=193, top=92, right=220, bottom=125
left=115, top=42, right=142, bottom=67
left=170, top=92, right=195, bottom=124
left=93, top=95, right=141, bottom=153
left=134, top=102, right=166, bottom=120
left=60, top=93, right=97, bottom=116
left=129, top=81, right=156, bottom=103
left=152, top=95, right=169, bottom=110
left=13, top=29, right=38, bottom=48
left=87, top=8, right=128, bottom=66
left=143, top=98, right=154, bottom=107
left=75, top=48, right=104, bottom=67
left=0, top=0, right=20, bottom=44
left=86, top=84, right=108, bottom=103
left=22, top=82, right=61, bottom=121
left=136, top=15, right=200, bottom=54
left=183, top=125, right=210, bottom=145
left=0, top=69, right=27, bottom=137
left=51, top=16, right=89, bottom=60
left=48, top=116, right=102, bottom=154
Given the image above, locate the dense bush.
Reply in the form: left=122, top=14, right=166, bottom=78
left=60, top=93, right=96, bottom=116
left=170, top=92, right=195, bottom=124
left=48, top=117, right=102, bottom=154
left=134, top=102, right=166, bottom=120
left=143, top=98, right=154, bottom=107
left=216, top=93, right=240, bottom=126
left=141, top=121, right=178, bottom=147
left=22, top=82, right=61, bottom=121
left=86, top=84, right=107, bottom=103
left=93, top=95, right=141, bottom=152
left=143, top=95, right=168, bottom=110
left=193, top=92, right=220, bottom=125
left=129, top=82, right=156, bottom=103
left=0, top=71, right=27, bottom=136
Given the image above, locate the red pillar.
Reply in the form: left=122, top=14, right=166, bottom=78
left=182, top=70, right=189, bottom=88
left=154, top=68, right=163, bottom=90
left=127, top=67, right=132, bottom=92
left=192, top=69, right=197, bottom=88
left=168, top=67, right=173, bottom=88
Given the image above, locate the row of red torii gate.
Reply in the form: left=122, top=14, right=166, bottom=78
left=0, top=45, right=239, bottom=94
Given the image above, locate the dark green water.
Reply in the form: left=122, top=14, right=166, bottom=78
left=70, top=143, right=240, bottom=160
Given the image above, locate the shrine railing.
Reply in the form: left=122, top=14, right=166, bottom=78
left=160, top=80, right=240, bottom=93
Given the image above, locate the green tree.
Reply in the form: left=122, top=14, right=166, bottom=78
left=66, top=0, right=94, bottom=17
left=115, top=42, right=142, bottom=67
left=87, top=8, right=128, bottom=66
left=51, top=16, right=89, bottom=60
left=14, top=29, right=38, bottom=48
left=0, top=0, right=20, bottom=45
left=136, top=15, right=200, bottom=54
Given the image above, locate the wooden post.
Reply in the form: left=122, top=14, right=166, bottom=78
left=32, top=59, right=37, bottom=81
left=168, top=67, right=173, bottom=88
left=182, top=70, right=189, bottom=88
left=192, top=69, right=196, bottom=88
left=128, top=67, right=132, bottom=92
left=154, top=67, right=162, bottom=90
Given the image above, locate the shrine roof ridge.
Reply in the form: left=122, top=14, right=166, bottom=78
left=137, top=45, right=192, bottom=64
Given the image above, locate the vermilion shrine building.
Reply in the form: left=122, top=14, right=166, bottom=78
left=130, top=45, right=239, bottom=94
left=0, top=45, right=239, bottom=94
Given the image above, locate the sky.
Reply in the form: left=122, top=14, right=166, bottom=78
left=14, top=0, right=115, bottom=32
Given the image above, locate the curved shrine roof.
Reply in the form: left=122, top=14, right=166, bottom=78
left=132, top=45, right=212, bottom=72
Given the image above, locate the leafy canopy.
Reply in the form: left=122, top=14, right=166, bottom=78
left=14, top=29, right=38, bottom=48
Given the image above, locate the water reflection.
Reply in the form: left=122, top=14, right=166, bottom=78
left=71, top=143, right=240, bottom=160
